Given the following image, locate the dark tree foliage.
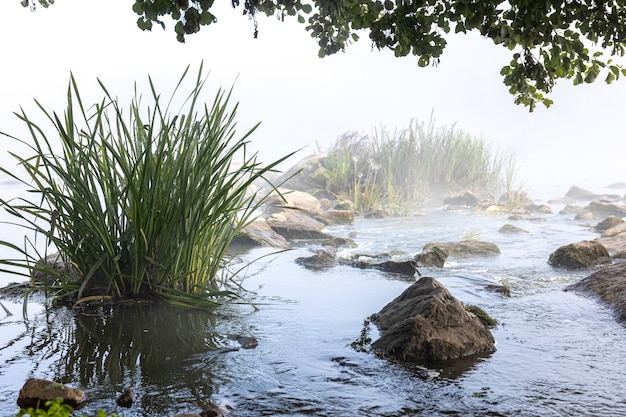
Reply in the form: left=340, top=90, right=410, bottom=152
left=22, top=0, right=626, bottom=110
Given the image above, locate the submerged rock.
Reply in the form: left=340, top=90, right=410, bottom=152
left=116, top=386, right=136, bottom=408
left=17, top=378, right=85, bottom=409
left=423, top=240, right=500, bottom=258
left=371, top=277, right=496, bottom=362
left=548, top=240, right=612, bottom=269
left=566, top=261, right=626, bottom=323
left=295, top=246, right=338, bottom=269
left=498, top=223, right=530, bottom=234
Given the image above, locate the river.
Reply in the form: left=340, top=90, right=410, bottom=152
left=1, top=179, right=626, bottom=416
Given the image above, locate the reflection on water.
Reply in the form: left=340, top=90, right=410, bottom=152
left=2, top=188, right=626, bottom=416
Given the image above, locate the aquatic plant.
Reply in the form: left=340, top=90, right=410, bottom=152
left=17, top=398, right=119, bottom=417
left=322, top=115, right=514, bottom=213
left=0, top=64, right=292, bottom=309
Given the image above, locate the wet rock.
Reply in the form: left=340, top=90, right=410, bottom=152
left=116, top=386, right=136, bottom=408
left=347, top=257, right=417, bottom=275
left=371, top=277, right=496, bottom=362
left=315, top=209, right=355, bottom=225
left=423, top=240, right=500, bottom=258
left=414, top=246, right=449, bottom=268
left=364, top=209, right=390, bottom=219
left=559, top=205, right=582, bottom=215
left=525, top=204, right=553, bottom=214
left=566, top=261, right=626, bottom=323
left=486, top=284, right=511, bottom=298
left=598, top=222, right=626, bottom=258
left=232, top=219, right=290, bottom=249
left=498, top=223, right=530, bottom=234
left=333, top=200, right=354, bottom=210
left=295, top=246, right=338, bottom=269
left=578, top=200, right=626, bottom=219
left=265, top=189, right=323, bottom=216
left=595, top=216, right=625, bottom=233
left=17, top=378, right=85, bottom=409
left=548, top=240, right=612, bottom=269
left=444, top=190, right=480, bottom=207
left=321, top=236, right=357, bottom=249
left=227, top=334, right=258, bottom=349
left=32, top=252, right=81, bottom=285
left=265, top=210, right=332, bottom=240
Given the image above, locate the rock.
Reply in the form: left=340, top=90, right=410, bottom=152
left=364, top=209, right=390, bottom=218
left=423, top=241, right=500, bottom=258
left=265, top=189, right=323, bottom=216
left=443, top=191, right=480, bottom=207
left=371, top=277, right=496, bottom=362
left=575, top=211, right=596, bottom=220
left=315, top=209, right=355, bottom=225
left=525, top=204, right=553, bottom=214
left=598, top=222, right=626, bottom=257
left=17, top=378, right=85, bottom=409
left=565, top=185, right=602, bottom=201
left=227, top=334, right=258, bottom=349
left=116, top=386, right=135, bottom=408
left=295, top=246, right=338, bottom=269
left=566, top=261, right=626, bottom=323
left=559, top=205, right=582, bottom=215
left=31, top=253, right=81, bottom=285
left=273, top=154, right=328, bottom=196
left=321, top=236, right=357, bottom=249
left=414, top=246, right=449, bottom=268
left=607, top=181, right=626, bottom=189
left=231, top=219, right=291, bottom=249
left=343, top=255, right=418, bottom=276
left=548, top=240, right=612, bottom=269
left=333, top=200, right=354, bottom=210
left=498, top=223, right=530, bottom=234
left=265, top=210, right=332, bottom=240
left=595, top=216, right=625, bottom=233
left=579, top=200, right=626, bottom=219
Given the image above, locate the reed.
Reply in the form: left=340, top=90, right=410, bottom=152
left=0, top=64, right=291, bottom=308
left=323, top=115, right=512, bottom=212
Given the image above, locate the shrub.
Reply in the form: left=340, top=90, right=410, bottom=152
left=0, top=64, right=292, bottom=308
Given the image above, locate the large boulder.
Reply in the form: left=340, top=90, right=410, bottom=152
left=265, top=210, right=332, bottom=240
left=17, top=378, right=85, bottom=409
left=231, top=219, right=291, bottom=249
left=566, top=261, right=626, bottom=322
left=265, top=189, right=323, bottom=217
left=578, top=200, right=626, bottom=219
left=423, top=240, right=500, bottom=258
left=315, top=209, right=355, bottom=226
left=548, top=240, right=612, bottom=269
left=371, top=277, right=496, bottom=362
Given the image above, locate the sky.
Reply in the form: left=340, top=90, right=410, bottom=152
left=1, top=0, right=625, bottom=194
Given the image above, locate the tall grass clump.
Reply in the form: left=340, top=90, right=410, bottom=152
left=0, top=64, right=291, bottom=308
left=322, top=115, right=514, bottom=212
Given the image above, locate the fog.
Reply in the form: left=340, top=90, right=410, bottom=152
left=1, top=0, right=625, bottom=194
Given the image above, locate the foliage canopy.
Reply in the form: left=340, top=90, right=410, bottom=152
left=20, top=1, right=626, bottom=109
